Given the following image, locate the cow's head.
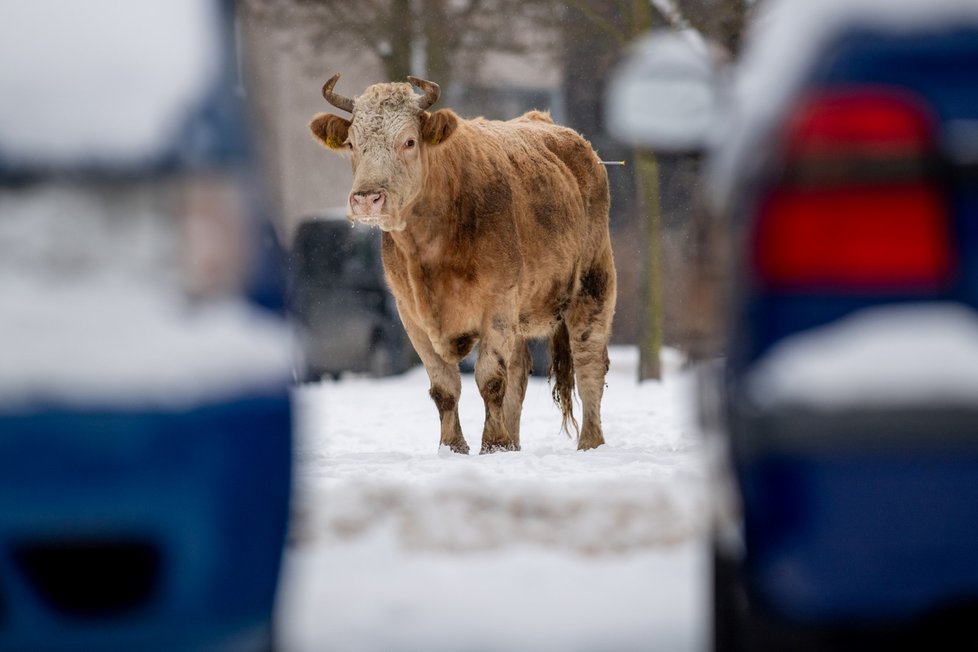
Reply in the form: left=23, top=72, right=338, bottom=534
left=310, top=74, right=458, bottom=232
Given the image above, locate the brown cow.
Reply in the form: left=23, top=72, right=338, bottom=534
left=309, top=74, right=616, bottom=454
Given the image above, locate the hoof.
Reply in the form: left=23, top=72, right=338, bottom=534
left=577, top=436, right=604, bottom=451
left=480, top=441, right=520, bottom=454
left=443, top=439, right=470, bottom=455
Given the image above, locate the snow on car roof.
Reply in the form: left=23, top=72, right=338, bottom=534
left=0, top=186, right=292, bottom=411
left=1, top=277, right=294, bottom=410
left=0, top=0, right=220, bottom=168
left=706, top=0, right=978, bottom=210
left=745, top=303, right=978, bottom=410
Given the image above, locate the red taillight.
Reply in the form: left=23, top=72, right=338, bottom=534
left=784, top=88, right=934, bottom=158
left=756, top=184, right=951, bottom=289
left=753, top=87, right=954, bottom=292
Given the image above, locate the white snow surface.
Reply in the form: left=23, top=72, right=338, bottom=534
left=277, top=347, right=709, bottom=652
left=746, top=303, right=978, bottom=410
left=0, top=0, right=219, bottom=165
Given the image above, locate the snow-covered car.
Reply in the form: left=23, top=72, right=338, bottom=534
left=289, top=212, right=413, bottom=380
left=0, top=2, right=292, bottom=651
left=610, top=0, right=978, bottom=649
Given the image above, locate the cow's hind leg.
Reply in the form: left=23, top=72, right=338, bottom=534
left=399, top=303, right=469, bottom=454
left=477, top=321, right=519, bottom=454
left=564, top=253, right=616, bottom=450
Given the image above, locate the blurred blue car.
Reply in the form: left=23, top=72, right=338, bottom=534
left=610, top=0, right=978, bottom=648
left=0, top=2, right=291, bottom=651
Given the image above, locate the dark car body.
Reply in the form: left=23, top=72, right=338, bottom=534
left=289, top=214, right=551, bottom=380
left=289, top=214, right=413, bottom=381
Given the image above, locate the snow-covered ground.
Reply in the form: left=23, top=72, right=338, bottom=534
left=277, top=346, right=710, bottom=652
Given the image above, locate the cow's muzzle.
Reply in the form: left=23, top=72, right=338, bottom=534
left=347, top=188, right=405, bottom=231
left=349, top=189, right=386, bottom=217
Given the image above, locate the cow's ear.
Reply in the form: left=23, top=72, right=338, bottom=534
left=309, top=112, right=351, bottom=151
left=420, top=109, right=458, bottom=146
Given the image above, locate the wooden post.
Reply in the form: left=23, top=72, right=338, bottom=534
left=636, top=150, right=663, bottom=381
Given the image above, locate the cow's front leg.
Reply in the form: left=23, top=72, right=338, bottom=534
left=503, top=339, right=531, bottom=449
left=398, top=303, right=469, bottom=454
left=476, top=323, right=519, bottom=453
left=428, top=370, right=466, bottom=454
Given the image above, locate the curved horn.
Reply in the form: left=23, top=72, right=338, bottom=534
left=322, top=73, right=355, bottom=113
left=407, top=76, right=440, bottom=110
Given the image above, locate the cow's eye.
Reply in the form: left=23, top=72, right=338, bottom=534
left=405, top=138, right=416, bottom=149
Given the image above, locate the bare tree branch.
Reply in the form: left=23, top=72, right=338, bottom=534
left=560, top=1, right=629, bottom=46
left=649, top=0, right=691, bottom=30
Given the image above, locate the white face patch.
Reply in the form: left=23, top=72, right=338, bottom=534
left=346, top=83, right=427, bottom=229
left=350, top=83, right=422, bottom=144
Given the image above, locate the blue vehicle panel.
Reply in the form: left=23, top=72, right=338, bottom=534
left=739, top=445, right=978, bottom=622
left=0, top=393, right=291, bottom=652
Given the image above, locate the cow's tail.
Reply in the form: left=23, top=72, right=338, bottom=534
left=549, top=320, right=579, bottom=438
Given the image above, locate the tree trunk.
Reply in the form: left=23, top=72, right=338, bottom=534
left=716, top=0, right=749, bottom=58
left=422, top=0, right=453, bottom=90
left=636, top=150, right=663, bottom=381
left=381, top=0, right=413, bottom=81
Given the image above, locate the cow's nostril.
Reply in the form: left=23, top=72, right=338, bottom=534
left=349, top=190, right=386, bottom=215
